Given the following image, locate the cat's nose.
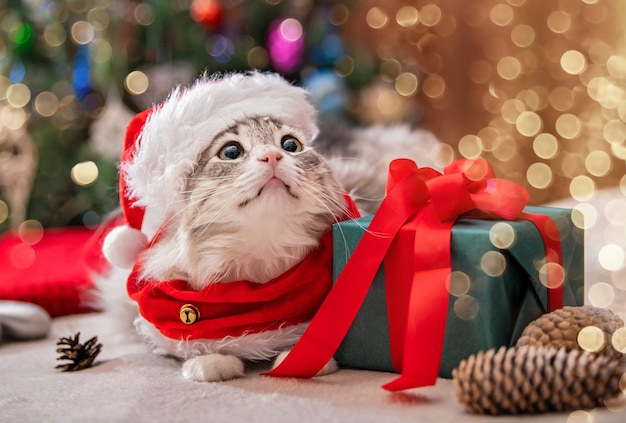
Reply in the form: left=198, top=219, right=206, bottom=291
left=258, top=150, right=283, bottom=167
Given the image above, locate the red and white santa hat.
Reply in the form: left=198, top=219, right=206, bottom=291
left=102, top=71, right=320, bottom=269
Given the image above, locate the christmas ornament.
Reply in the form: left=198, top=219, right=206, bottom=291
left=453, top=346, right=625, bottom=414
left=516, top=305, right=624, bottom=360
left=55, top=332, right=102, bottom=372
left=190, top=0, right=223, bottom=31
left=0, top=300, right=50, bottom=341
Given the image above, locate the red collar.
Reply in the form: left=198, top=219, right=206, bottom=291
left=126, top=194, right=360, bottom=340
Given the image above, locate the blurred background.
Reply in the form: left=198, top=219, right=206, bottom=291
left=0, top=0, right=624, bottom=232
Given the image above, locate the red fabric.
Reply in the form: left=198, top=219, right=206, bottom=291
left=0, top=227, right=103, bottom=317
left=268, top=158, right=565, bottom=391
left=127, top=193, right=361, bottom=340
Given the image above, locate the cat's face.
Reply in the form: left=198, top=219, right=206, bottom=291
left=180, top=116, right=347, bottom=243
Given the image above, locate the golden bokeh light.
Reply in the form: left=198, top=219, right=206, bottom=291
left=603, top=119, right=626, bottom=144
left=18, top=219, right=43, bottom=245
left=422, top=74, right=446, bottom=99
left=577, top=325, right=606, bottom=353
left=489, top=222, right=516, bottom=249
left=429, top=143, right=455, bottom=168
left=124, top=70, right=149, bottom=96
left=604, top=199, right=626, bottom=225
left=547, top=10, right=572, bottom=34
left=366, top=7, right=388, bottom=29
left=571, top=204, right=594, bottom=230
left=490, top=3, right=514, bottom=27
left=71, top=161, right=99, bottom=187
left=43, top=22, right=67, bottom=47
left=538, top=262, right=565, bottom=289
left=1, top=107, right=27, bottom=130
left=515, top=111, right=542, bottom=137
left=458, top=134, right=483, bottom=159
left=453, top=295, right=480, bottom=321
left=585, top=150, right=611, bottom=177
left=555, top=113, right=581, bottom=139
left=394, top=72, right=418, bottom=96
left=419, top=4, right=442, bottom=27
left=497, top=56, right=522, bottom=80
left=569, top=175, right=596, bottom=202
left=533, top=133, right=559, bottom=159
left=511, top=24, right=535, bottom=47
left=446, top=271, right=471, bottom=297
left=34, top=91, right=59, bottom=117
left=70, top=21, right=95, bottom=45
left=611, top=327, right=626, bottom=354
left=587, top=281, right=615, bottom=308
left=6, top=83, right=31, bottom=108
left=526, top=162, right=553, bottom=189
left=598, top=244, right=625, bottom=271
left=480, top=251, right=507, bottom=277
left=396, top=6, right=418, bottom=27
left=560, top=50, right=587, bottom=75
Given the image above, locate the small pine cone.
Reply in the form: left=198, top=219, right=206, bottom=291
left=452, top=346, right=625, bottom=414
left=516, top=306, right=624, bottom=360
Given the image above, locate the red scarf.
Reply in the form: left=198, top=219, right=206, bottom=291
left=127, top=194, right=360, bottom=341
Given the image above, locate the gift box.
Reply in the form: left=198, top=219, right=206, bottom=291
left=332, top=205, right=584, bottom=378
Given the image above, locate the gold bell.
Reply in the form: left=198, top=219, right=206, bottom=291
left=179, top=304, right=200, bottom=325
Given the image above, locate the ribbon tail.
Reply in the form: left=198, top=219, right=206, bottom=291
left=266, top=172, right=429, bottom=379
left=383, top=267, right=450, bottom=391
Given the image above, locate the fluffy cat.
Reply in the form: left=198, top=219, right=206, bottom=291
left=100, top=72, right=440, bottom=383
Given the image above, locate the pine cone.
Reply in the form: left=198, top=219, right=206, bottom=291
left=55, top=332, right=102, bottom=372
left=452, top=346, right=625, bottom=414
left=516, top=306, right=624, bottom=360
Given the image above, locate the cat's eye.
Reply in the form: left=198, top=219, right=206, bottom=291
left=281, top=136, right=303, bottom=153
left=218, top=142, right=244, bottom=160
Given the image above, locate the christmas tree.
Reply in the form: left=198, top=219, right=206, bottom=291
left=0, top=0, right=397, bottom=233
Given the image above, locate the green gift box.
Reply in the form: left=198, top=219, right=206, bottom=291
left=332, top=206, right=584, bottom=378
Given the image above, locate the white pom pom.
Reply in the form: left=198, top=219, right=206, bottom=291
left=102, top=225, right=148, bottom=269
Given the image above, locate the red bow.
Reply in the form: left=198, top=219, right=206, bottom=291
left=268, top=158, right=564, bottom=390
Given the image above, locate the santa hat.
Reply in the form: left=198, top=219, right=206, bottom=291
left=102, top=71, right=320, bottom=269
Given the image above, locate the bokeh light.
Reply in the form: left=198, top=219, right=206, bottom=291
left=18, top=219, right=43, bottom=245
left=489, top=222, right=516, bottom=249
left=453, top=295, right=479, bottom=321
left=480, top=251, right=507, bottom=277
left=124, top=71, right=149, bottom=95
left=587, top=281, right=615, bottom=307
left=446, top=271, right=471, bottom=297
left=577, top=325, right=606, bottom=353
left=71, top=161, right=99, bottom=187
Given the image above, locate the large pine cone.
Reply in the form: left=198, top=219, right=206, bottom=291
left=516, top=306, right=624, bottom=360
left=452, top=346, right=625, bottom=414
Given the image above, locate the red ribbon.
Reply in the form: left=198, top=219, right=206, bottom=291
left=267, top=158, right=564, bottom=391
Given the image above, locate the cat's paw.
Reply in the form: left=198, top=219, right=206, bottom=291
left=272, top=350, right=339, bottom=377
left=182, top=354, right=245, bottom=382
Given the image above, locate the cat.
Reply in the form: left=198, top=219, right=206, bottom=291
left=99, top=71, right=441, bottom=383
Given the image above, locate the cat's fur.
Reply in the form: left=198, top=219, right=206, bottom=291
left=99, top=73, right=441, bottom=383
